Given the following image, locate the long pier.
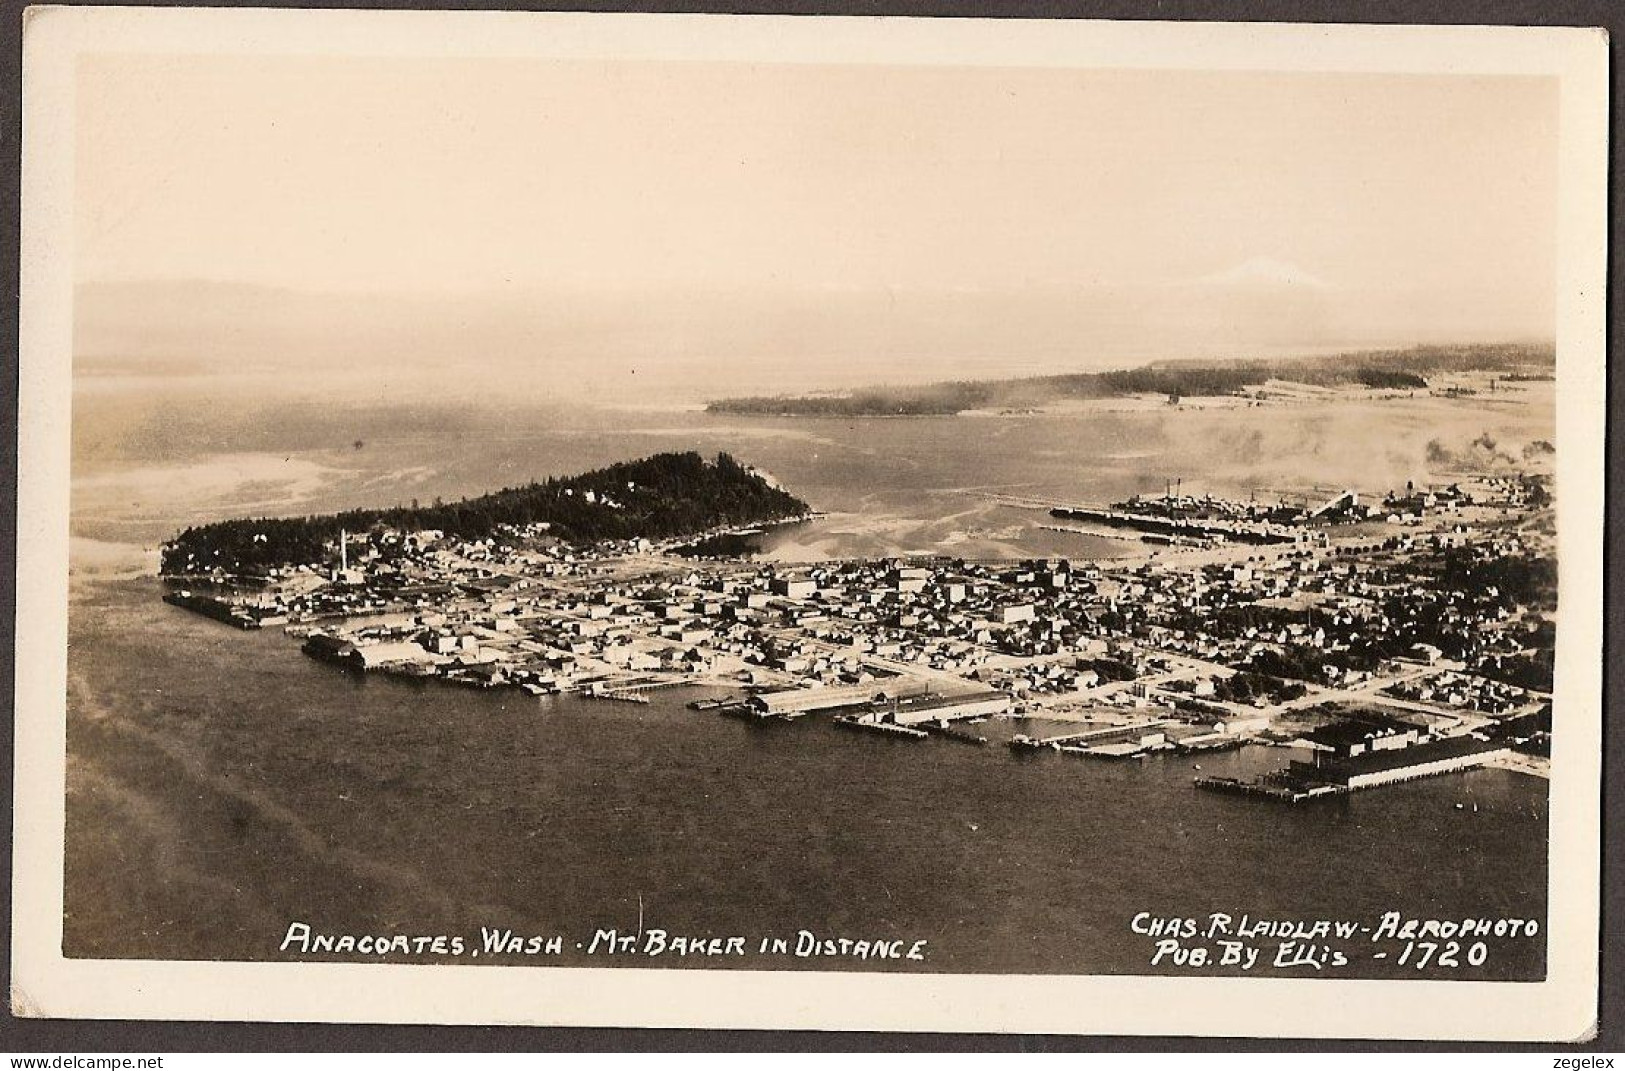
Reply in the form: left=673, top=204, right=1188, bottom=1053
left=1194, top=776, right=1340, bottom=803
left=1049, top=505, right=1296, bottom=546
left=834, top=715, right=930, bottom=739
left=1194, top=739, right=1512, bottom=802
left=163, top=591, right=266, bottom=630
left=925, top=721, right=990, bottom=746
left=1031, top=719, right=1171, bottom=747
left=1039, top=523, right=1143, bottom=544
left=582, top=676, right=687, bottom=703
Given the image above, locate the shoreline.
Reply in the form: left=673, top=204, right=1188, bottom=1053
left=1482, top=751, right=1553, bottom=780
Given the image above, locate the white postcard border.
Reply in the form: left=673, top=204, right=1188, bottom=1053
left=13, top=8, right=1609, bottom=1040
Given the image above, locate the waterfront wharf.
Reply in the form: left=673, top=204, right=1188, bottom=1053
left=833, top=715, right=930, bottom=739
left=925, top=721, right=990, bottom=746
left=723, top=701, right=817, bottom=720
left=1194, top=776, right=1341, bottom=803
left=1039, top=523, right=1143, bottom=544
left=581, top=690, right=651, bottom=705
left=584, top=675, right=686, bottom=703
left=1049, top=504, right=1297, bottom=546
left=1035, top=718, right=1172, bottom=747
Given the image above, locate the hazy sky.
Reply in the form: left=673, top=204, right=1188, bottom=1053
left=74, top=54, right=1558, bottom=395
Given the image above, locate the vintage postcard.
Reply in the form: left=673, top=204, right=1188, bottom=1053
left=13, top=8, right=1608, bottom=1039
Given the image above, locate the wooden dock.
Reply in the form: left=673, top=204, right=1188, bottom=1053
left=834, top=716, right=929, bottom=739
left=1029, top=718, right=1171, bottom=747
left=1193, top=776, right=1343, bottom=803
left=583, top=675, right=686, bottom=703
left=925, top=721, right=989, bottom=746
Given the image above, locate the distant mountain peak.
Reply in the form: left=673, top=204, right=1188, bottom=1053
left=1198, top=257, right=1331, bottom=290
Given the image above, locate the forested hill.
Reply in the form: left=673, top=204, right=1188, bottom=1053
left=707, top=343, right=1555, bottom=418
left=161, top=452, right=810, bottom=575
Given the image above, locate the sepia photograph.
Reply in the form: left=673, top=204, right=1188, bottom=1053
left=12, top=7, right=1608, bottom=1040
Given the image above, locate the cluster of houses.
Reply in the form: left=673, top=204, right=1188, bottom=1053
left=167, top=469, right=1556, bottom=741
left=1382, top=669, right=1542, bottom=716
left=1089, top=525, right=1551, bottom=701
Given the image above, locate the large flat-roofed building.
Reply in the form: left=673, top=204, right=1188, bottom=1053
left=997, top=604, right=1036, bottom=626
left=1306, top=718, right=1422, bottom=758
left=749, top=683, right=892, bottom=717
left=885, top=689, right=1012, bottom=726
left=1293, top=735, right=1508, bottom=790
left=771, top=577, right=818, bottom=599
left=888, top=567, right=931, bottom=593
left=350, top=640, right=448, bottom=671
left=750, top=684, right=1010, bottom=724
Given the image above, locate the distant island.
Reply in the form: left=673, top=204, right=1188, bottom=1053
left=707, top=343, right=1554, bottom=418
left=162, top=451, right=810, bottom=576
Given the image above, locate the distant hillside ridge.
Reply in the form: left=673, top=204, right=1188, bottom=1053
left=706, top=343, right=1554, bottom=418
left=162, top=451, right=811, bottom=575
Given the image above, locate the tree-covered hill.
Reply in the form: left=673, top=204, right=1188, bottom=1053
left=707, top=343, right=1552, bottom=417
left=162, top=451, right=809, bottom=575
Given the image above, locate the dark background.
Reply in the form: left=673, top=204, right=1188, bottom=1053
left=1, top=0, right=1617, bottom=1053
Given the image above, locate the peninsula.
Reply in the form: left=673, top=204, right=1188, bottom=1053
left=705, top=343, right=1552, bottom=418
left=162, top=451, right=810, bottom=576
